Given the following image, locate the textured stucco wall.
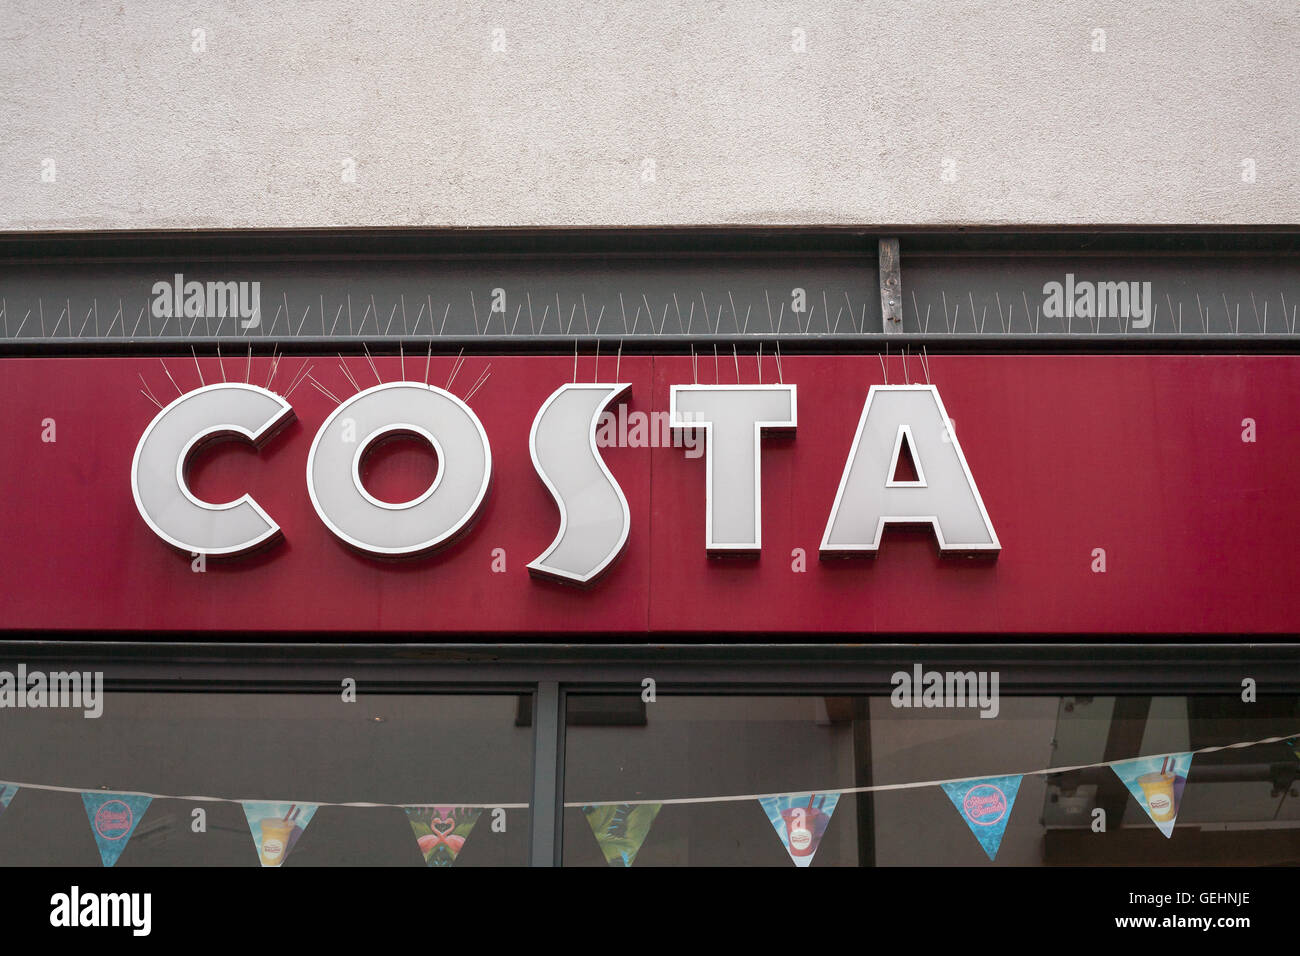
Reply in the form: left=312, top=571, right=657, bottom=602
left=1, top=1, right=1296, bottom=231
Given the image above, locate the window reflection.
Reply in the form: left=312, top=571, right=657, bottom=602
left=0, top=693, right=533, bottom=866
left=562, top=694, right=1300, bottom=866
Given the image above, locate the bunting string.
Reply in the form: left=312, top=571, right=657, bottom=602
left=563, top=731, right=1299, bottom=807
left=0, top=730, right=1292, bottom=811
left=5, top=731, right=1297, bottom=866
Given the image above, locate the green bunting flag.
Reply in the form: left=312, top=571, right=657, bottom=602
left=582, top=803, right=662, bottom=866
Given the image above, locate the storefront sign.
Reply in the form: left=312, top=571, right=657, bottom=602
left=2, top=354, right=1297, bottom=634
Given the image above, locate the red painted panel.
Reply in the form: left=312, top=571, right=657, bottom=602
left=0, top=354, right=1296, bottom=635
left=648, top=355, right=1300, bottom=634
left=0, top=355, right=652, bottom=634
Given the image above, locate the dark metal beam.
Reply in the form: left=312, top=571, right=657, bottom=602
left=528, top=681, right=565, bottom=867
left=2, top=641, right=1299, bottom=694
left=5, top=333, right=1300, bottom=358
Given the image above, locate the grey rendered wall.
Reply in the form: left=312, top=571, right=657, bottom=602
left=1, top=1, right=1296, bottom=231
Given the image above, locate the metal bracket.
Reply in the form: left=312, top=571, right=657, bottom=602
left=879, top=238, right=902, bottom=333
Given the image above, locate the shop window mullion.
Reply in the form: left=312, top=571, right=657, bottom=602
left=528, top=681, right=566, bottom=867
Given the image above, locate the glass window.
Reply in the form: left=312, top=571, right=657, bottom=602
left=0, top=692, right=532, bottom=866
left=562, top=693, right=1300, bottom=865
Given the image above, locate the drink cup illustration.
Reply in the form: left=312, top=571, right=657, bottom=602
left=1137, top=772, right=1177, bottom=822
left=780, top=805, right=827, bottom=858
left=259, top=817, right=295, bottom=866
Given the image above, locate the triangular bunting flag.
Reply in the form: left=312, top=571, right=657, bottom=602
left=405, top=806, right=482, bottom=866
left=241, top=802, right=318, bottom=867
left=758, top=793, right=840, bottom=867
left=81, top=792, right=151, bottom=867
left=941, top=775, right=1021, bottom=861
left=582, top=803, right=661, bottom=866
left=1111, top=753, right=1193, bottom=838
left=0, top=783, right=17, bottom=820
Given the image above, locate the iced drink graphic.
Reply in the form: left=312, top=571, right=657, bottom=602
left=1137, top=772, right=1177, bottom=822
left=780, top=803, right=828, bottom=858
left=259, top=817, right=295, bottom=866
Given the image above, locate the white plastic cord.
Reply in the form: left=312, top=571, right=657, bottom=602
left=2, top=731, right=1293, bottom=812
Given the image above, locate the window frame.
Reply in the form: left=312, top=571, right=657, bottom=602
left=2, top=639, right=1297, bottom=865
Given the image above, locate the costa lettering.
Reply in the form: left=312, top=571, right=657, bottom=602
left=306, top=382, right=492, bottom=557
left=131, top=379, right=998, bottom=579
left=528, top=383, right=633, bottom=583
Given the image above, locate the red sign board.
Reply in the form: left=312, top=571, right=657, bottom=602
left=1, top=354, right=1295, bottom=635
